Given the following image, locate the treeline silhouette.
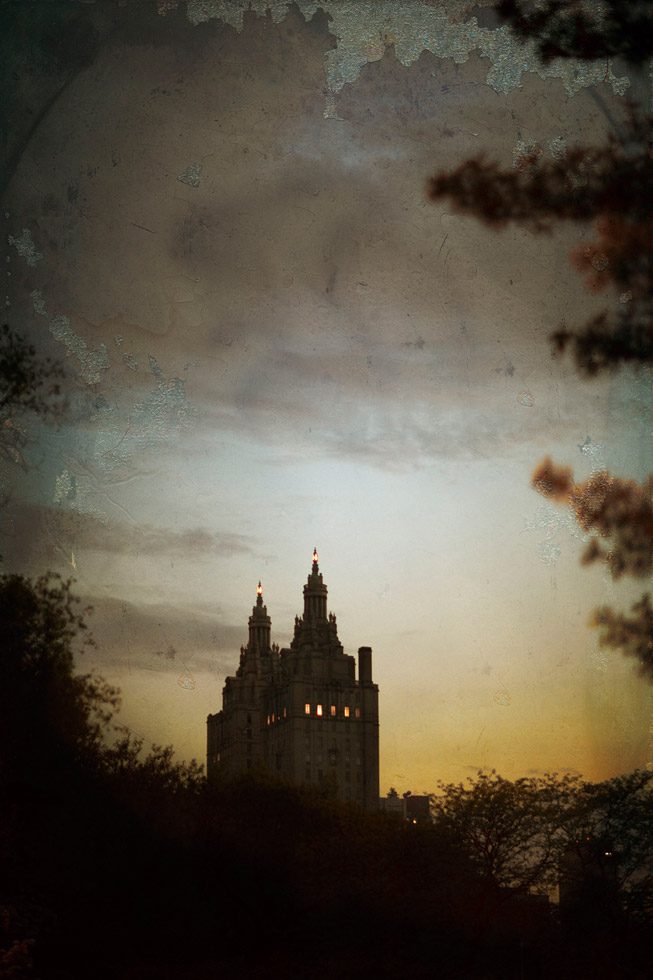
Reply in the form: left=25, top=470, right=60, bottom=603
left=2, top=574, right=652, bottom=979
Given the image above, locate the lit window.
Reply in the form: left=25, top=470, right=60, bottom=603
left=271, top=712, right=275, bottom=723
left=344, top=706, right=350, bottom=718
left=355, top=707, right=361, bottom=719
left=316, top=704, right=323, bottom=717
left=330, top=705, right=336, bottom=717
left=305, top=703, right=310, bottom=715
left=267, top=714, right=270, bottom=725
left=283, top=707, right=287, bottom=718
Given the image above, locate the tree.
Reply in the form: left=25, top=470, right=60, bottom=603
left=0, top=573, right=119, bottom=787
left=497, top=0, right=653, bottom=66
left=559, top=769, right=653, bottom=924
left=0, top=322, right=63, bottom=476
left=428, top=6, right=653, bottom=683
left=431, top=770, right=578, bottom=896
left=428, top=109, right=652, bottom=377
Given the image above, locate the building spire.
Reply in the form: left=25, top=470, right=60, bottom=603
left=304, top=547, right=327, bottom=620
left=247, top=579, right=271, bottom=651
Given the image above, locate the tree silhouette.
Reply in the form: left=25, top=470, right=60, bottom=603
left=569, top=769, right=653, bottom=922
left=497, top=0, right=653, bottom=66
left=431, top=770, right=578, bottom=896
left=0, top=573, right=118, bottom=788
left=0, top=323, right=64, bottom=478
left=428, top=109, right=652, bottom=376
left=428, top=7, right=653, bottom=684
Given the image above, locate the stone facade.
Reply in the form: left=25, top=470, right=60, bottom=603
left=207, top=551, right=379, bottom=809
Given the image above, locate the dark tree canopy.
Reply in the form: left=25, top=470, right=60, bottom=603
left=532, top=459, right=653, bottom=580
left=431, top=770, right=578, bottom=894
left=0, top=323, right=64, bottom=472
left=0, top=323, right=62, bottom=418
left=591, top=595, right=653, bottom=682
left=533, top=459, right=653, bottom=678
left=429, top=2, right=653, bottom=690
left=0, top=573, right=118, bottom=786
left=428, top=111, right=653, bottom=376
left=498, top=0, right=653, bottom=66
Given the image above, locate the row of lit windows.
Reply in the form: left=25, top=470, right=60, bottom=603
left=266, top=704, right=362, bottom=725
left=305, top=703, right=361, bottom=719
left=266, top=707, right=288, bottom=725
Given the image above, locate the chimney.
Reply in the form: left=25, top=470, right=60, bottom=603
left=358, top=646, right=372, bottom=684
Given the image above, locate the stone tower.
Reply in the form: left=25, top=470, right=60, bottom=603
left=207, top=550, right=380, bottom=809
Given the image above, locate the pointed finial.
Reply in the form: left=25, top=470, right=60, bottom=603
left=312, top=547, right=319, bottom=565
left=256, top=581, right=263, bottom=597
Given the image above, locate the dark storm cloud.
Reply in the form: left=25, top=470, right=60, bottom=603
left=80, top=593, right=243, bottom=672
left=3, top=503, right=253, bottom=567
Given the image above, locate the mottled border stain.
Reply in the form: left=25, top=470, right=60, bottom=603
left=183, top=0, right=630, bottom=106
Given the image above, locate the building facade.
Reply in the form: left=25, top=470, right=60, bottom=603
left=207, top=551, right=379, bottom=809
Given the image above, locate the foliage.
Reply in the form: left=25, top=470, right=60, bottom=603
left=431, top=770, right=579, bottom=894
left=432, top=768, right=653, bottom=925
left=1, top=569, right=651, bottom=973
left=591, top=596, right=653, bottom=681
left=532, top=458, right=653, bottom=579
left=429, top=3, right=653, bottom=686
left=562, top=769, right=653, bottom=921
left=0, top=323, right=64, bottom=472
left=428, top=110, right=653, bottom=377
left=0, top=573, right=119, bottom=785
left=498, top=0, right=653, bottom=65
left=532, top=458, right=653, bottom=676
left=101, top=729, right=205, bottom=795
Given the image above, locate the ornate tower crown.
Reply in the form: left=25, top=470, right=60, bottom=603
left=248, top=580, right=271, bottom=651
left=304, top=547, right=327, bottom=621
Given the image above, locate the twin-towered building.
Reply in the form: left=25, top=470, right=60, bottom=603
left=206, top=550, right=380, bottom=809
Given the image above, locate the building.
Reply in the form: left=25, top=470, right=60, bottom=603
left=206, top=550, right=380, bottom=809
left=379, top=791, right=432, bottom=824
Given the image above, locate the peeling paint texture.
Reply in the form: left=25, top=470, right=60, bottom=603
left=185, top=0, right=629, bottom=99
left=8, top=228, right=42, bottom=266
left=31, top=289, right=109, bottom=385
left=177, top=163, right=202, bottom=187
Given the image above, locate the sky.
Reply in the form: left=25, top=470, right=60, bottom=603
left=3, top=0, right=652, bottom=793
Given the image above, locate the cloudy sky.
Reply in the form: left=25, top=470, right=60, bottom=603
left=3, top=0, right=652, bottom=792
